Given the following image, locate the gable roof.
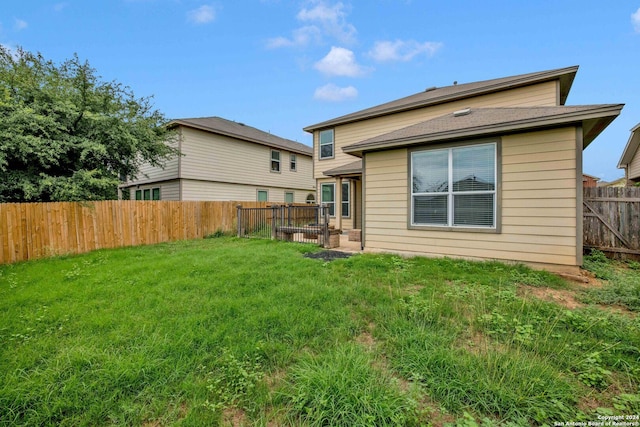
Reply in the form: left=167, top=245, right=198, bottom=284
left=342, top=105, right=623, bottom=157
left=304, top=66, right=578, bottom=132
left=170, top=116, right=312, bottom=156
left=617, top=122, right=640, bottom=169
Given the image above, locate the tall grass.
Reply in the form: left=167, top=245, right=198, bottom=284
left=1, top=238, right=639, bottom=425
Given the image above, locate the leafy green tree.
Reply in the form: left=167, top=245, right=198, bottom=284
left=0, top=46, right=178, bottom=202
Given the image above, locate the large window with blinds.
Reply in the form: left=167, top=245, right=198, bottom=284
left=411, top=142, right=497, bottom=229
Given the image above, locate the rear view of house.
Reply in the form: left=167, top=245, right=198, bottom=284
left=121, top=117, right=315, bottom=203
left=305, top=66, right=623, bottom=272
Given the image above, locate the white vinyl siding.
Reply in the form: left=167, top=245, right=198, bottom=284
left=313, top=81, right=558, bottom=179
left=180, top=128, right=313, bottom=189
left=364, top=127, right=579, bottom=268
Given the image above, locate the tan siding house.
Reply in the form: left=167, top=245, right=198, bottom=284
left=121, top=117, right=315, bottom=203
left=304, top=66, right=622, bottom=272
left=618, top=122, right=640, bottom=185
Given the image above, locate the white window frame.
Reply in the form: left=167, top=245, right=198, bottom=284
left=271, top=150, right=281, bottom=173
left=341, top=181, right=350, bottom=218
left=257, top=190, right=269, bottom=202
left=319, top=129, right=334, bottom=160
left=290, top=153, right=297, bottom=171
left=321, top=183, right=335, bottom=217
left=410, top=142, right=497, bottom=230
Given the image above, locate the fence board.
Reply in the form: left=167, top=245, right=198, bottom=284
left=583, top=187, right=640, bottom=256
left=0, top=200, right=268, bottom=264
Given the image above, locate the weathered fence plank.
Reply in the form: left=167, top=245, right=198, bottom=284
left=0, top=200, right=268, bottom=264
left=583, top=187, right=640, bottom=256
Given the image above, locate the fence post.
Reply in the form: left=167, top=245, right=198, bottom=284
left=271, top=205, right=278, bottom=240
left=236, top=204, right=242, bottom=237
left=322, top=204, right=330, bottom=248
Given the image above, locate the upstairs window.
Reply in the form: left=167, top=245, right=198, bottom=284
left=290, top=153, right=297, bottom=171
left=411, top=143, right=497, bottom=229
left=319, top=129, right=334, bottom=159
left=271, top=150, right=281, bottom=172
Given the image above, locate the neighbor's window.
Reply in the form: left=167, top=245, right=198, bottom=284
left=135, top=190, right=142, bottom=200
left=341, top=181, right=350, bottom=218
left=319, top=129, right=334, bottom=159
left=411, top=143, right=496, bottom=228
left=290, top=154, right=297, bottom=171
left=257, top=190, right=268, bottom=202
left=285, top=192, right=294, bottom=204
left=271, top=150, right=281, bottom=172
left=143, top=189, right=151, bottom=200
left=321, top=183, right=335, bottom=216
left=306, top=193, right=316, bottom=204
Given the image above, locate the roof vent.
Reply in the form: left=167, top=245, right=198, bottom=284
left=238, top=122, right=245, bottom=126
left=424, top=86, right=437, bottom=92
left=453, top=108, right=471, bottom=117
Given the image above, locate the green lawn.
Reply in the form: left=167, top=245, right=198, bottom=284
left=1, top=238, right=639, bottom=426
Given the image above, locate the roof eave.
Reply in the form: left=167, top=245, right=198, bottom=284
left=617, top=122, right=640, bottom=169
left=169, top=120, right=312, bottom=157
left=343, top=105, right=622, bottom=156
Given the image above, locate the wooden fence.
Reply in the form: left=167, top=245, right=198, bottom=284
left=0, top=200, right=268, bottom=264
left=583, top=187, right=640, bottom=256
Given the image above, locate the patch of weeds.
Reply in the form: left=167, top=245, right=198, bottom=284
left=612, top=393, right=640, bottom=412
left=576, top=351, right=612, bottom=390
left=583, top=250, right=615, bottom=280
left=279, top=344, right=419, bottom=427
left=583, top=274, right=640, bottom=312
left=202, top=348, right=265, bottom=416
left=204, top=229, right=227, bottom=239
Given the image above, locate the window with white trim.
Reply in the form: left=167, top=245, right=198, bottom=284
left=290, top=154, right=297, bottom=171
left=411, top=143, right=496, bottom=228
left=321, top=183, right=335, bottom=216
left=257, top=190, right=268, bottom=202
left=341, top=181, right=350, bottom=218
left=319, top=129, right=334, bottom=159
left=271, top=150, right=281, bottom=172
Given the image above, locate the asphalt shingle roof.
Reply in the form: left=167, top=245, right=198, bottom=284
left=342, top=105, right=623, bottom=156
left=304, top=66, right=578, bottom=132
left=171, top=116, right=312, bottom=156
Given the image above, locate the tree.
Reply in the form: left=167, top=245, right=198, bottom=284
left=0, top=46, right=178, bottom=202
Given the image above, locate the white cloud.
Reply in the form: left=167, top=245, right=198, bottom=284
left=633, top=7, right=640, bottom=33
left=53, top=2, right=69, bottom=12
left=266, top=26, right=321, bottom=49
left=187, top=5, right=216, bottom=24
left=314, top=83, right=358, bottom=101
left=369, top=39, right=442, bottom=62
left=14, top=18, right=28, bottom=31
left=314, top=46, right=368, bottom=77
left=297, top=1, right=356, bottom=45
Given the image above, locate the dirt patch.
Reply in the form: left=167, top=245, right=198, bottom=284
left=518, top=285, right=585, bottom=309
left=222, top=407, right=247, bottom=427
left=304, top=250, right=352, bottom=261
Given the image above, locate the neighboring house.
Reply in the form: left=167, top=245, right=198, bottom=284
left=597, top=177, right=627, bottom=187
left=617, top=122, right=640, bottom=186
left=121, top=117, right=315, bottom=203
left=582, top=174, right=600, bottom=188
left=304, top=66, right=622, bottom=272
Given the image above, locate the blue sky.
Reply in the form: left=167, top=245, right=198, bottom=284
left=2, top=1, right=639, bottom=182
